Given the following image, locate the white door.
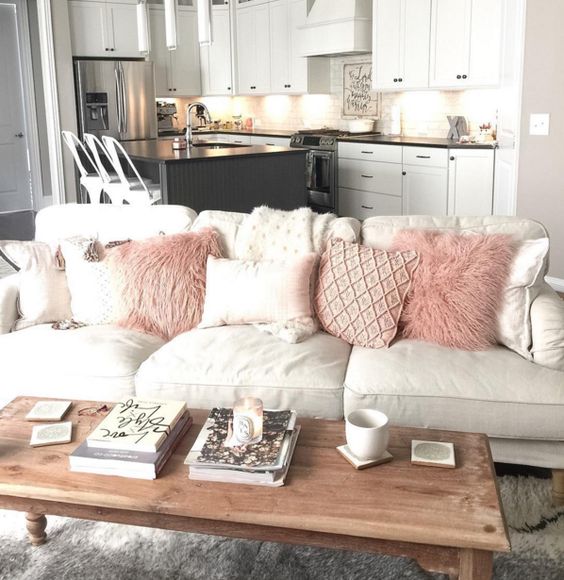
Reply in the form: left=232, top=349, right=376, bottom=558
left=448, top=150, right=494, bottom=216
left=236, top=6, right=255, bottom=93
left=467, top=0, right=502, bottom=86
left=170, top=9, right=201, bottom=96
left=0, top=4, right=32, bottom=212
left=106, top=2, right=140, bottom=58
left=201, top=4, right=233, bottom=95
left=149, top=8, right=173, bottom=97
left=269, top=0, right=290, bottom=93
left=494, top=0, right=525, bottom=215
left=253, top=3, right=271, bottom=93
left=402, top=0, right=431, bottom=89
left=403, top=165, right=448, bottom=215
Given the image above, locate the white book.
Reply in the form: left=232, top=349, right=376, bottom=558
left=26, top=400, right=72, bottom=422
left=87, top=398, right=187, bottom=453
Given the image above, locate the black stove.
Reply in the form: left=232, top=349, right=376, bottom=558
left=290, top=128, right=381, bottom=151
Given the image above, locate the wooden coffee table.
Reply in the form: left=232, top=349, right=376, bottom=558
left=0, top=397, right=509, bottom=579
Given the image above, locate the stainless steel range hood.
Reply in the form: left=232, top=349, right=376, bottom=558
left=299, top=0, right=373, bottom=57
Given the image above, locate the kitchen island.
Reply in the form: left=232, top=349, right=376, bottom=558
left=120, top=139, right=307, bottom=213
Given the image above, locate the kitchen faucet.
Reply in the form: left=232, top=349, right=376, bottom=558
left=186, top=102, right=212, bottom=146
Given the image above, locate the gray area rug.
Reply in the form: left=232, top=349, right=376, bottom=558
left=0, top=475, right=563, bottom=580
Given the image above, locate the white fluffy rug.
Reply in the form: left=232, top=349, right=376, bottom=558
left=0, top=475, right=562, bottom=580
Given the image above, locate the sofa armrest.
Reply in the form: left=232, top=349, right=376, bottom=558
left=530, top=283, right=564, bottom=372
left=0, top=274, right=19, bottom=334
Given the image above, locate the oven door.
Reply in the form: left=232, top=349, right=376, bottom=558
left=305, top=150, right=335, bottom=209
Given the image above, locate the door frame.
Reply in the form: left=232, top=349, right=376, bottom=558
left=1, top=0, right=43, bottom=211
left=36, top=0, right=65, bottom=206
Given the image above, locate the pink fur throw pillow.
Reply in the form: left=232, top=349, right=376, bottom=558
left=391, top=230, right=515, bottom=350
left=107, top=228, right=222, bottom=340
left=314, top=239, right=420, bottom=349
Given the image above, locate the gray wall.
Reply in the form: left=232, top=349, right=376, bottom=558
left=517, top=0, right=564, bottom=280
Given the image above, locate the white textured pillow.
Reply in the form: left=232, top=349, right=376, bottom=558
left=59, top=238, right=115, bottom=325
left=0, top=240, right=72, bottom=330
left=199, top=254, right=316, bottom=329
left=497, top=238, right=550, bottom=358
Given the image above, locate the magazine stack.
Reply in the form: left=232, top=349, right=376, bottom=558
left=70, top=398, right=192, bottom=479
left=185, top=407, right=300, bottom=487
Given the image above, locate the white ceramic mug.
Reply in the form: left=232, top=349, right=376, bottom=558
left=345, top=409, right=389, bottom=460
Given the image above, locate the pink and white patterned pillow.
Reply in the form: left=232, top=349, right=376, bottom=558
left=314, top=239, right=419, bottom=349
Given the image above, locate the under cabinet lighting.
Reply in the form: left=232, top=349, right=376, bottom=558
left=164, top=0, right=178, bottom=50
left=197, top=0, right=213, bottom=45
left=136, top=0, right=151, bottom=55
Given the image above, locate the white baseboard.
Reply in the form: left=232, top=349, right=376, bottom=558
left=546, top=276, right=564, bottom=293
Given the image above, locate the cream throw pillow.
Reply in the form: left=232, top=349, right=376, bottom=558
left=59, top=238, right=115, bottom=325
left=497, top=237, right=550, bottom=358
left=0, top=240, right=72, bottom=330
left=199, top=254, right=316, bottom=330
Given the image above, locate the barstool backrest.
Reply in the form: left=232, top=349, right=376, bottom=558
left=83, top=133, right=116, bottom=183
left=61, top=131, right=99, bottom=180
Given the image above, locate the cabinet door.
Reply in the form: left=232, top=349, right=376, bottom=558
left=339, top=188, right=402, bottom=219
left=253, top=3, right=271, bottom=93
left=236, top=6, right=256, bottom=93
left=149, top=8, right=173, bottom=97
left=448, top=150, right=494, bottom=216
left=250, top=136, right=291, bottom=146
left=429, top=0, right=471, bottom=88
left=401, top=0, right=431, bottom=89
left=69, top=1, right=109, bottom=57
left=107, top=2, right=140, bottom=57
left=201, top=5, right=233, bottom=95
left=467, top=0, right=502, bottom=86
left=339, top=159, right=403, bottom=197
left=403, top=165, right=448, bottom=215
left=270, top=0, right=290, bottom=93
left=170, top=9, right=201, bottom=96
left=373, top=0, right=402, bottom=90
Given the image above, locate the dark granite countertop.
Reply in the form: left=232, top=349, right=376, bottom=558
left=157, top=128, right=497, bottom=149
left=121, top=139, right=304, bottom=163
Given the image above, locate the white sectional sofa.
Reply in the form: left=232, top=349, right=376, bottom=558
left=1, top=204, right=563, bottom=475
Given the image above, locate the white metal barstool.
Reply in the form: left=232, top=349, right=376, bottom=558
left=61, top=131, right=104, bottom=204
left=102, top=136, right=162, bottom=205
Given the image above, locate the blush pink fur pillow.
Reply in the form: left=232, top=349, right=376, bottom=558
left=390, top=230, right=515, bottom=351
left=107, top=228, right=222, bottom=340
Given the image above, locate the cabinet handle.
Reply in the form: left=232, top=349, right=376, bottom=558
left=227, top=87, right=231, bottom=91
left=393, top=78, right=398, bottom=83
left=266, top=143, right=275, bottom=146
left=250, top=86, right=256, bottom=90
left=457, top=74, right=462, bottom=79
left=398, top=78, right=403, bottom=82
left=415, top=155, right=431, bottom=159
left=462, top=74, right=468, bottom=79
left=360, top=174, right=374, bottom=179
left=360, top=151, right=373, bottom=154
left=450, top=156, right=455, bottom=161
left=105, top=48, right=109, bottom=51
left=110, top=48, right=115, bottom=52
left=361, top=205, right=374, bottom=210
left=402, top=171, right=407, bottom=175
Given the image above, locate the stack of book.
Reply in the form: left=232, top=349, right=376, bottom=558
left=185, top=407, right=300, bottom=487
left=70, top=398, right=191, bottom=479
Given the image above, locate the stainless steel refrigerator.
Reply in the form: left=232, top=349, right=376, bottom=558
left=74, top=59, right=157, bottom=141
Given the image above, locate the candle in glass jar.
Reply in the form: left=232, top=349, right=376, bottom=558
left=232, top=397, right=263, bottom=445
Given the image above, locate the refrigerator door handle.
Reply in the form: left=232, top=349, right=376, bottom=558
left=119, top=63, right=128, bottom=134
left=115, top=66, right=123, bottom=133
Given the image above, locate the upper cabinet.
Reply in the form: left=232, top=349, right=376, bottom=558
left=149, top=6, right=201, bottom=97
left=236, top=2, right=271, bottom=94
left=69, top=0, right=139, bottom=57
left=429, top=0, right=503, bottom=88
left=372, top=0, right=431, bottom=91
left=200, top=1, right=233, bottom=96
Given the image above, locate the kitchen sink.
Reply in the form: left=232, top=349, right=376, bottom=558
left=191, top=142, right=250, bottom=149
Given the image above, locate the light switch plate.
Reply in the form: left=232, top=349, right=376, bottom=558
left=530, top=113, right=550, bottom=135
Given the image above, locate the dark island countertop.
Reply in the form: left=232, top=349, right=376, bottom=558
left=121, top=139, right=304, bottom=163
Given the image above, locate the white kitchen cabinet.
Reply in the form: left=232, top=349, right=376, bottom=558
left=200, top=1, right=233, bottom=96
left=403, top=165, right=448, bottom=215
left=339, top=159, right=403, bottom=198
left=69, top=0, right=139, bottom=57
left=222, top=134, right=253, bottom=145
left=339, top=188, right=402, bottom=220
left=236, top=3, right=271, bottom=94
left=429, top=0, right=502, bottom=88
left=249, top=136, right=291, bottom=146
left=149, top=7, right=201, bottom=97
left=448, top=149, right=495, bottom=216
left=269, top=0, right=330, bottom=94
left=372, top=0, right=431, bottom=91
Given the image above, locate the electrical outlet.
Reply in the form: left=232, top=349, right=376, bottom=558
left=529, top=113, right=550, bottom=136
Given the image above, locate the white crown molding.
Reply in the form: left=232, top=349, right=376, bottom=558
left=546, top=276, right=564, bottom=293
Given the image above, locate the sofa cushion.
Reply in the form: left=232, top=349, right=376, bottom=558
left=343, top=339, right=564, bottom=440
left=0, top=324, right=164, bottom=406
left=136, top=326, right=351, bottom=419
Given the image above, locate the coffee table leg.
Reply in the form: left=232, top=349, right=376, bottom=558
left=26, top=513, right=47, bottom=546
left=458, top=548, right=492, bottom=580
